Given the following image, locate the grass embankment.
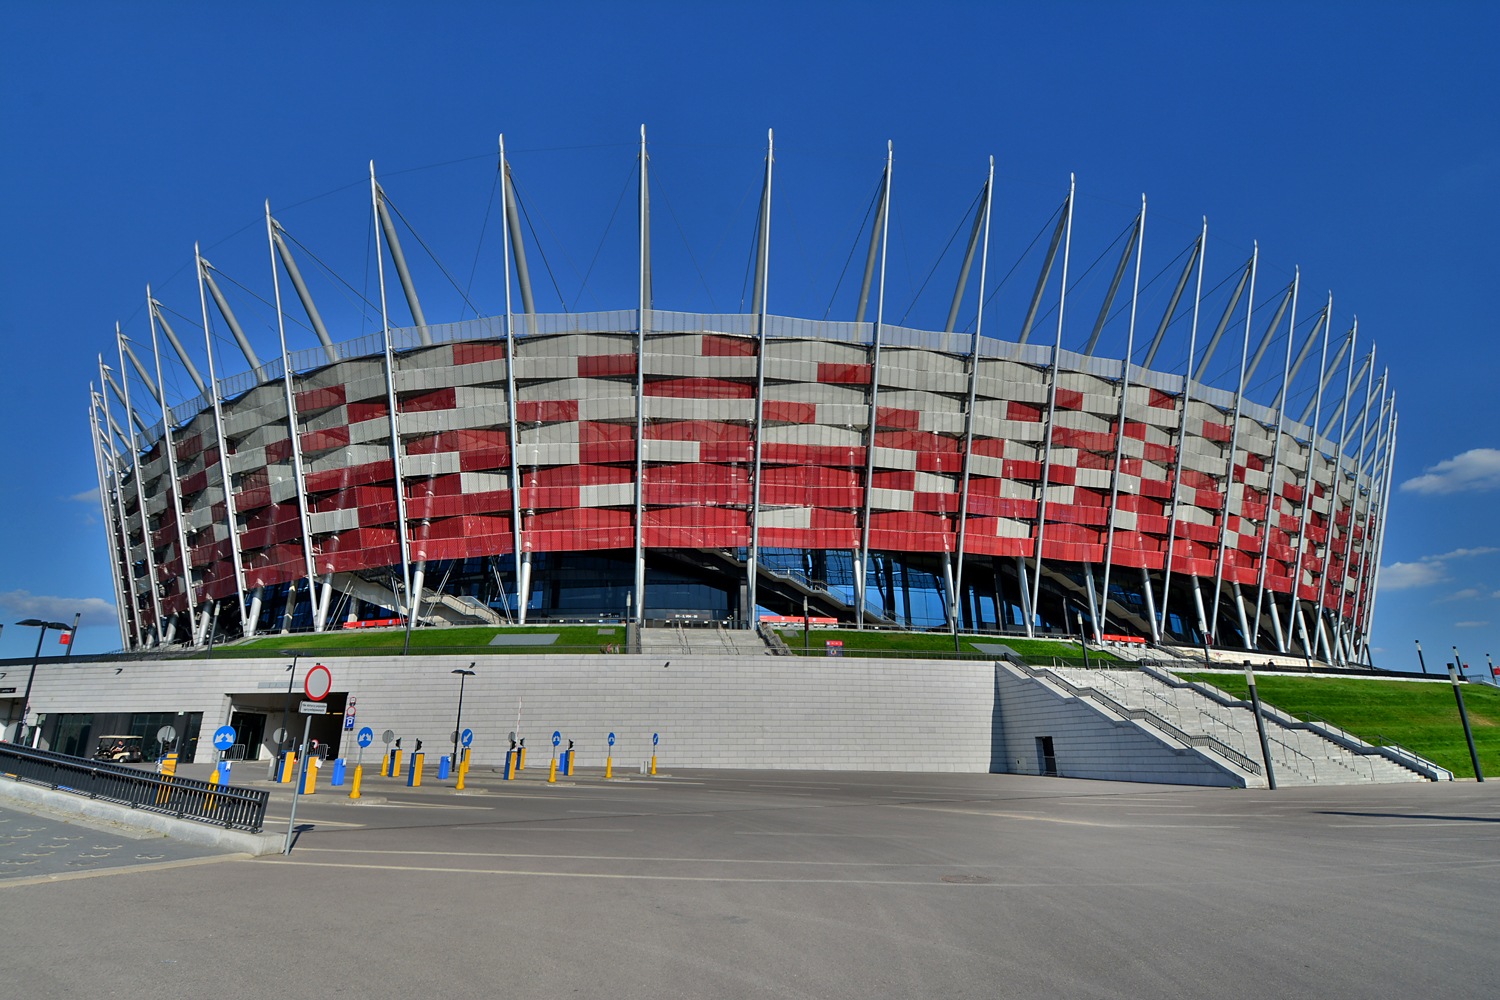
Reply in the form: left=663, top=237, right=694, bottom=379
left=774, top=628, right=1118, bottom=662
left=227, top=625, right=622, bottom=655
left=1183, top=672, right=1500, bottom=780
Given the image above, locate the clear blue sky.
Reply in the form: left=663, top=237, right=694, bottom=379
left=1, top=2, right=1494, bottom=671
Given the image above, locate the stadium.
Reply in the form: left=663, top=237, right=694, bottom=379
left=90, top=133, right=1395, bottom=667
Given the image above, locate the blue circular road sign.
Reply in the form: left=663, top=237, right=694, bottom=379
left=357, top=727, right=374, bottom=748
left=608, top=732, right=615, bottom=746
left=462, top=729, right=473, bottom=747
left=212, top=726, right=236, bottom=751
left=653, top=733, right=659, bottom=747
left=552, top=731, right=561, bottom=747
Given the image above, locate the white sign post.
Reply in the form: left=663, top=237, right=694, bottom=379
left=284, top=666, right=332, bottom=855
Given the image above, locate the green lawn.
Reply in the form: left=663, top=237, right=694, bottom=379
left=776, top=628, right=1117, bottom=661
left=228, top=625, right=623, bottom=654
left=1182, top=672, right=1500, bottom=780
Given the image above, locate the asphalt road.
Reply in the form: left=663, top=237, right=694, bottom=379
left=2, top=767, right=1497, bottom=999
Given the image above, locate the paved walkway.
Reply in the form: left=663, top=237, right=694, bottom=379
left=2, top=768, right=1498, bottom=998
left=0, top=802, right=235, bottom=882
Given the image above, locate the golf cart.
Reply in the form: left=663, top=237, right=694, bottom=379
left=93, top=735, right=144, bottom=763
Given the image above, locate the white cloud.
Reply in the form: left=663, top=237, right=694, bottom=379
left=1401, top=448, right=1500, bottom=495
left=1455, top=621, right=1490, bottom=628
left=1438, top=588, right=1484, bottom=602
left=0, top=591, right=117, bottom=629
left=1382, top=546, right=1499, bottom=594
left=1380, top=561, right=1447, bottom=591
left=1428, top=547, right=1499, bottom=561
left=68, top=489, right=96, bottom=503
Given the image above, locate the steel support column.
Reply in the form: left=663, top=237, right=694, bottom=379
left=1207, top=245, right=1258, bottom=642
left=1097, top=195, right=1146, bottom=642
left=196, top=246, right=250, bottom=636
left=98, top=368, right=143, bottom=648
left=633, top=125, right=649, bottom=623
left=1157, top=222, right=1207, bottom=643
left=1287, top=301, right=1337, bottom=660
left=370, top=164, right=415, bottom=621
left=499, top=135, right=526, bottom=630
left=1314, top=334, right=1373, bottom=660
left=112, top=330, right=163, bottom=642
left=951, top=161, right=994, bottom=642
left=856, top=143, right=894, bottom=628
left=90, top=394, right=132, bottom=649
left=1027, top=176, right=1076, bottom=638
left=1251, top=277, right=1306, bottom=651
left=266, top=201, right=324, bottom=631
left=148, top=286, right=200, bottom=641
left=746, top=130, right=774, bottom=628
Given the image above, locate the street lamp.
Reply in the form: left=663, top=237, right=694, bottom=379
left=267, top=653, right=298, bottom=780
left=451, top=665, right=475, bottom=774
left=14, top=619, right=70, bottom=746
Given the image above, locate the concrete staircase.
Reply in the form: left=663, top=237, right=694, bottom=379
left=1037, top=665, right=1443, bottom=787
left=638, top=623, right=771, bottom=656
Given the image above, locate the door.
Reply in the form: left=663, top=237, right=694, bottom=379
left=230, top=712, right=267, bottom=761
left=53, top=714, right=94, bottom=758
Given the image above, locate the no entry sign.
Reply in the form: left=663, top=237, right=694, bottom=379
left=304, top=663, right=332, bottom=701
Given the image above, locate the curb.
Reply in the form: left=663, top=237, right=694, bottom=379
left=0, top=779, right=283, bottom=856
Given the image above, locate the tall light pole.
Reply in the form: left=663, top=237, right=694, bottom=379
left=268, top=654, right=298, bottom=780
left=14, top=619, right=69, bottom=746
left=451, top=665, right=475, bottom=773
left=1449, top=647, right=1483, bottom=782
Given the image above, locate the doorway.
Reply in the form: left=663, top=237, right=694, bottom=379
left=229, top=712, right=267, bottom=761
left=53, top=714, right=94, bottom=758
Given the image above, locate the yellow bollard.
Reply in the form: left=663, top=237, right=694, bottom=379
left=391, top=748, right=402, bottom=778
left=206, top=767, right=220, bottom=811
left=548, top=754, right=558, bottom=783
left=518, top=746, right=526, bottom=770
left=281, top=751, right=297, bottom=783
left=350, top=763, right=363, bottom=799
left=606, top=755, right=612, bottom=779
left=651, top=754, right=657, bottom=775
left=455, top=761, right=466, bottom=790
left=380, top=753, right=389, bottom=777
left=302, top=756, right=318, bottom=794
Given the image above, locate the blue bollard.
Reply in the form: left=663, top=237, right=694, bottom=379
left=438, top=756, right=451, bottom=780
left=331, top=758, right=347, bottom=786
left=217, top=760, right=231, bottom=783
left=407, top=752, right=424, bottom=787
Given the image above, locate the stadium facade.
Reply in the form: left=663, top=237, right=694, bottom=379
left=90, top=134, right=1395, bottom=666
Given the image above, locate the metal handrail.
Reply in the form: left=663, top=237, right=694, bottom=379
left=1015, top=662, right=1261, bottom=775
left=0, top=742, right=269, bottom=833
left=1140, top=664, right=1453, bottom=781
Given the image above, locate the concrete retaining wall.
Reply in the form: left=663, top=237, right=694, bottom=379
left=991, top=662, right=1244, bottom=787
left=21, top=653, right=1000, bottom=773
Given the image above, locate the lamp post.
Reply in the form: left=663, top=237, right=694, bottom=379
left=14, top=619, right=69, bottom=745
left=451, top=665, right=475, bottom=774
left=1244, top=660, right=1277, bottom=790
left=268, top=654, right=298, bottom=780
left=1449, top=646, right=1483, bottom=782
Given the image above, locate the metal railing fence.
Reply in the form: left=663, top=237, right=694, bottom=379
left=0, top=743, right=269, bottom=833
